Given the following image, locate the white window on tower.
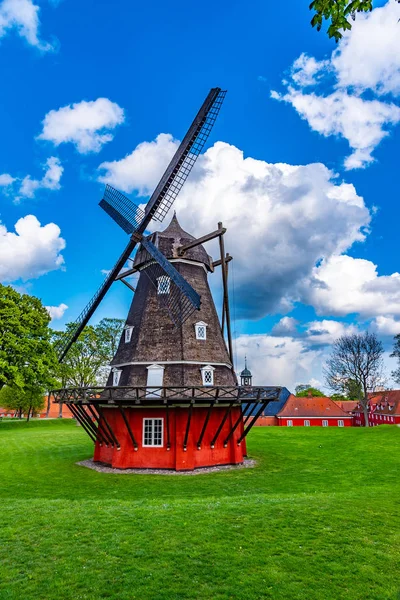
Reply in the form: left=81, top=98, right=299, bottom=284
left=124, top=326, right=133, bottom=343
left=322, top=420, right=328, bottom=427
left=112, top=369, right=122, bottom=386
left=304, top=420, right=310, bottom=427
left=157, top=275, right=171, bottom=295
left=146, top=364, right=165, bottom=398
left=195, top=321, right=208, bottom=340
left=200, top=365, right=215, bottom=386
left=143, top=418, right=164, bottom=447
left=338, top=420, right=344, bottom=427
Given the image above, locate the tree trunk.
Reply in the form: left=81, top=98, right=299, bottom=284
left=26, top=405, right=32, bottom=422
left=363, top=405, right=369, bottom=427
left=58, top=402, right=63, bottom=418
left=46, top=395, right=51, bottom=418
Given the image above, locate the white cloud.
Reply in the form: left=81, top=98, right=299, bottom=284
left=98, top=133, right=179, bottom=195
left=46, top=302, right=68, bottom=320
left=235, top=333, right=324, bottom=391
left=271, top=316, right=299, bottom=336
left=305, top=254, right=400, bottom=320
left=273, top=88, right=400, bottom=169
left=18, top=156, right=63, bottom=200
left=0, top=173, right=15, bottom=187
left=372, top=315, right=400, bottom=336
left=272, top=1, right=400, bottom=169
left=304, top=319, right=358, bottom=346
left=331, top=1, right=400, bottom=96
left=38, top=99, right=125, bottom=154
left=0, top=214, right=65, bottom=281
left=0, top=0, right=54, bottom=51
left=100, top=138, right=371, bottom=319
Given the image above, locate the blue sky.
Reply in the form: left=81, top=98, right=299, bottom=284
left=1, top=0, right=400, bottom=390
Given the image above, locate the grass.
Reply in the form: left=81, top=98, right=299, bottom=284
left=0, top=420, right=399, bottom=600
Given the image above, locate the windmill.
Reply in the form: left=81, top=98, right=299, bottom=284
left=55, top=88, right=226, bottom=362
left=52, top=88, right=285, bottom=471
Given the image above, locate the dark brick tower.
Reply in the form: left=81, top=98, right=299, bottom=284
left=108, top=213, right=236, bottom=390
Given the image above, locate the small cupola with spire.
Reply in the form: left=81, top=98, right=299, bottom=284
left=240, top=357, right=252, bottom=387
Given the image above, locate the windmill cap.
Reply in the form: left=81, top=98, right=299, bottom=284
left=133, top=212, right=213, bottom=270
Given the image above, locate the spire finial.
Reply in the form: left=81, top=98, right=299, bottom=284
left=245, top=355, right=247, bottom=369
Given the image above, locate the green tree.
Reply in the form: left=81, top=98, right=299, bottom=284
left=390, top=334, right=400, bottom=384
left=52, top=317, right=124, bottom=390
left=324, top=332, right=385, bottom=426
left=0, top=385, right=46, bottom=421
left=0, top=284, right=57, bottom=393
left=310, top=0, right=400, bottom=42
left=296, top=387, right=325, bottom=397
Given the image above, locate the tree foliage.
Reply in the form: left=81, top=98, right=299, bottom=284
left=0, top=284, right=57, bottom=393
left=52, top=318, right=124, bottom=388
left=324, top=332, right=385, bottom=426
left=0, top=385, right=46, bottom=421
left=310, top=0, right=400, bottom=42
left=390, top=334, right=400, bottom=384
left=296, top=387, right=325, bottom=397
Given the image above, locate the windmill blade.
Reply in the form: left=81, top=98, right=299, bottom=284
left=99, top=185, right=145, bottom=234
left=57, top=88, right=225, bottom=361
left=140, top=237, right=201, bottom=325
left=54, top=236, right=140, bottom=362
left=145, top=88, right=226, bottom=223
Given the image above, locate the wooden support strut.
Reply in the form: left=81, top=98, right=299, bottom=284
left=196, top=400, right=215, bottom=450
left=237, top=400, right=269, bottom=445
left=120, top=278, right=136, bottom=293
left=218, top=223, right=234, bottom=367
left=183, top=402, right=194, bottom=451
left=165, top=403, right=171, bottom=450
left=76, top=404, right=104, bottom=444
left=210, top=402, right=234, bottom=448
left=223, top=407, right=245, bottom=447
left=118, top=405, right=138, bottom=451
left=177, top=226, right=226, bottom=256
left=86, top=404, right=112, bottom=446
left=68, top=404, right=96, bottom=443
left=97, top=406, right=120, bottom=449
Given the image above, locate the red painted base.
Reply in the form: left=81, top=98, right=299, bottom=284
left=93, top=406, right=247, bottom=471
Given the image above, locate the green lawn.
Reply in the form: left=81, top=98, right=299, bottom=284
left=0, top=420, right=399, bottom=600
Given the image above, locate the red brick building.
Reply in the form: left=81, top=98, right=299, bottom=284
left=276, top=395, right=353, bottom=427
left=361, top=391, right=400, bottom=427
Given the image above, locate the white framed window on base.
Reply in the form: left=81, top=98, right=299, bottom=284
left=143, top=418, right=164, bottom=447
left=200, top=364, right=215, bottom=386
left=146, top=364, right=165, bottom=398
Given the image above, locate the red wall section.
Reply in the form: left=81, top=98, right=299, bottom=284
left=278, top=417, right=353, bottom=427
left=93, top=405, right=246, bottom=470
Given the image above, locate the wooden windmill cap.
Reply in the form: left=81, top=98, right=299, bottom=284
left=133, top=212, right=213, bottom=271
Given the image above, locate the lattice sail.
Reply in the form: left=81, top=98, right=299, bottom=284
left=99, top=185, right=145, bottom=234
left=146, top=89, right=227, bottom=223
left=140, top=237, right=201, bottom=325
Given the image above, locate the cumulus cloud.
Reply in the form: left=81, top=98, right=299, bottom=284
left=0, top=0, right=55, bottom=51
left=304, top=254, right=400, bottom=320
left=271, top=316, right=299, bottom=336
left=273, top=88, right=400, bottom=170
left=0, top=215, right=65, bottom=282
left=0, top=173, right=15, bottom=187
left=98, top=133, right=179, bottom=195
left=99, top=138, right=371, bottom=319
left=235, top=333, right=325, bottom=391
left=38, top=99, right=125, bottom=154
left=46, top=302, right=68, bottom=320
left=18, top=156, right=63, bottom=200
left=272, top=1, right=400, bottom=169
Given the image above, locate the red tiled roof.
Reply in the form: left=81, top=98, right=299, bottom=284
left=333, top=400, right=358, bottom=413
left=369, top=390, right=400, bottom=416
left=277, top=395, right=351, bottom=418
